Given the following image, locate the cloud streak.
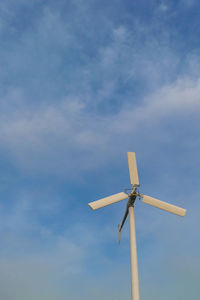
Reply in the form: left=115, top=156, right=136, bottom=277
left=0, top=1, right=200, bottom=299
left=0, top=76, right=200, bottom=177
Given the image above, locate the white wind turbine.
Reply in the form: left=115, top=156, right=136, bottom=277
left=88, top=152, right=186, bottom=300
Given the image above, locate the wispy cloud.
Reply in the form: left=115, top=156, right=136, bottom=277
left=0, top=75, right=200, bottom=177
left=0, top=1, right=200, bottom=299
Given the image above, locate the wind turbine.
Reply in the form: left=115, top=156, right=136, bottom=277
left=88, top=152, right=186, bottom=300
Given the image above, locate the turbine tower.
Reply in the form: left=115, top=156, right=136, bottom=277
left=88, top=152, right=186, bottom=300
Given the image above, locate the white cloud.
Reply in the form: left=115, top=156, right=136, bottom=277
left=0, top=76, right=200, bottom=177
left=0, top=4, right=199, bottom=300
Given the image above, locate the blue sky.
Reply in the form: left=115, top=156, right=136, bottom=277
left=0, top=0, right=200, bottom=299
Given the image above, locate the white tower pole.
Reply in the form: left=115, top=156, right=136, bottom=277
left=129, top=205, right=140, bottom=300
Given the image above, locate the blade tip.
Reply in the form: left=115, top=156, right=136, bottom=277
left=88, top=203, right=95, bottom=210
left=181, top=209, right=187, bottom=217
left=118, top=224, right=121, bottom=244
left=127, top=151, right=136, bottom=156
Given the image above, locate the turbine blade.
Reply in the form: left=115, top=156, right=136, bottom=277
left=120, top=206, right=129, bottom=231
left=118, top=224, right=122, bottom=244
left=142, top=195, right=186, bottom=217
left=118, top=205, right=129, bottom=244
left=127, top=152, right=140, bottom=186
left=88, top=192, right=128, bottom=210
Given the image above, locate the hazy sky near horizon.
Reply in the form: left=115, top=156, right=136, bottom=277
left=0, top=0, right=200, bottom=299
